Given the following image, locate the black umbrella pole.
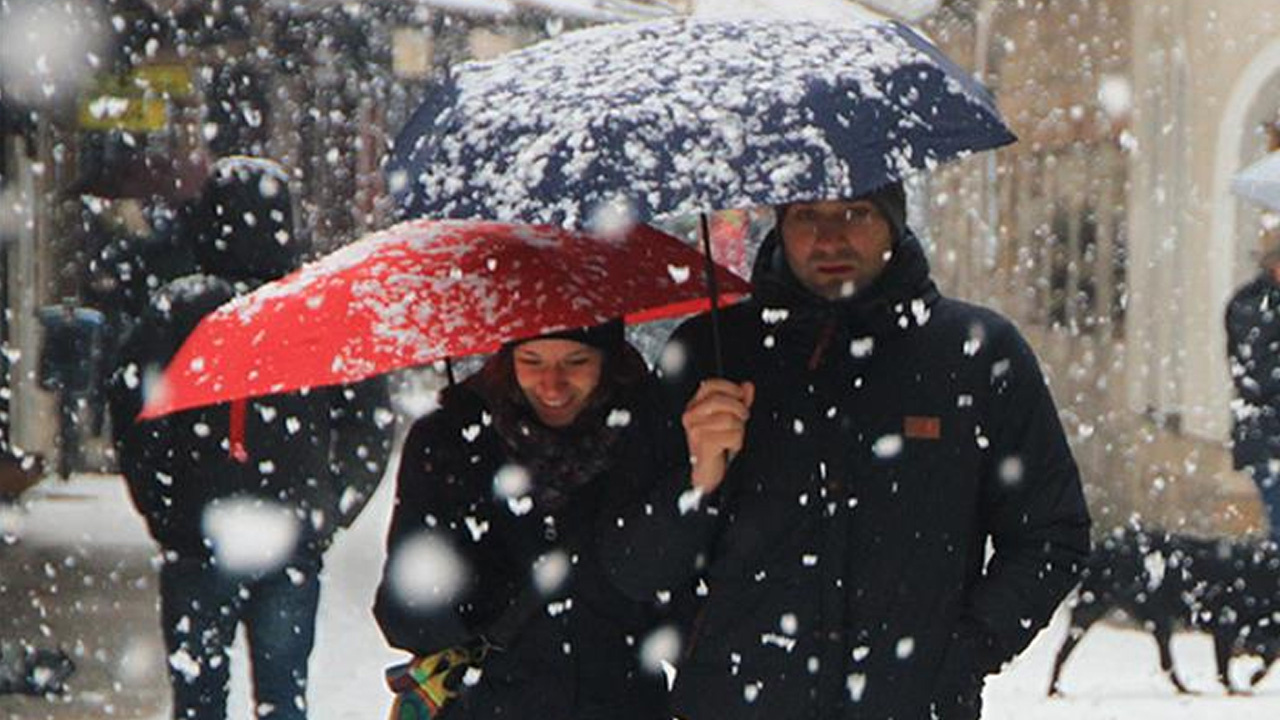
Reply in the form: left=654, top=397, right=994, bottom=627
left=445, top=357, right=457, bottom=386
left=698, top=213, right=726, bottom=377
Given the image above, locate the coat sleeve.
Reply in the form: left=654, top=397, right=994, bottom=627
left=106, top=317, right=174, bottom=541
left=956, top=323, right=1092, bottom=674
left=595, top=325, right=725, bottom=603
left=326, top=376, right=395, bottom=529
left=107, top=273, right=236, bottom=544
left=373, top=408, right=508, bottom=655
left=1225, top=288, right=1280, bottom=404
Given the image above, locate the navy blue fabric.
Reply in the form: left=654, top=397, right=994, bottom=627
left=389, top=20, right=1015, bottom=227
left=1246, top=462, right=1280, bottom=544
left=160, top=555, right=322, bottom=720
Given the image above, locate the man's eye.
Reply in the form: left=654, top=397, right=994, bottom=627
left=846, top=208, right=873, bottom=223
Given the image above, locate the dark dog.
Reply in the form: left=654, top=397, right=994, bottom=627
left=0, top=644, right=75, bottom=696
left=1048, top=529, right=1280, bottom=696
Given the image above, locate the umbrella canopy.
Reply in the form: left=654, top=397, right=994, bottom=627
left=276, top=0, right=675, bottom=21
left=139, top=219, right=750, bottom=418
left=1232, top=152, right=1280, bottom=213
left=693, top=0, right=883, bottom=23
left=389, top=17, right=1015, bottom=227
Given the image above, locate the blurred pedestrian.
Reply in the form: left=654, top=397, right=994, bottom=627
left=108, top=157, right=393, bottom=720
left=37, top=301, right=106, bottom=478
left=1226, top=247, right=1280, bottom=543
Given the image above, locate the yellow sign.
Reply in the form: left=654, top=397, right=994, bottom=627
left=77, top=95, right=168, bottom=131
left=133, top=64, right=195, bottom=98
left=76, top=64, right=194, bottom=131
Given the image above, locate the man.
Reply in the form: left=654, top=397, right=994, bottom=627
left=108, top=158, right=393, bottom=720
left=1226, top=248, right=1280, bottom=543
left=602, top=183, right=1091, bottom=719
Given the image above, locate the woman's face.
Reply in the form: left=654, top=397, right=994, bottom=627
left=513, top=339, right=605, bottom=428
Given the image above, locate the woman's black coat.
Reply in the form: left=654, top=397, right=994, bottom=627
left=373, top=374, right=668, bottom=720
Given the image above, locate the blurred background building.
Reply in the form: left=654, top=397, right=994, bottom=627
left=919, top=0, right=1280, bottom=535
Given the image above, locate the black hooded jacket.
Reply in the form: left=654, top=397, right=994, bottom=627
left=1226, top=272, right=1280, bottom=471
left=373, top=353, right=668, bottom=720
left=599, top=229, right=1091, bottom=720
left=108, top=158, right=393, bottom=560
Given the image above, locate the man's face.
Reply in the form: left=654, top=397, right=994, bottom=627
left=779, top=199, right=894, bottom=300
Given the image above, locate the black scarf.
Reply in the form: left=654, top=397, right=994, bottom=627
left=470, top=380, right=630, bottom=513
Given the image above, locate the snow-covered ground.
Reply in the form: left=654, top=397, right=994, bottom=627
left=6, top=475, right=1280, bottom=719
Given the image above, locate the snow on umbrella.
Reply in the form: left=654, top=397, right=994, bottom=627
left=139, top=219, right=749, bottom=418
left=1232, top=152, right=1280, bottom=213
left=388, top=17, right=1016, bottom=228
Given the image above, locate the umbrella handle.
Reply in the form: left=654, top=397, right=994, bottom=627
left=445, top=357, right=457, bottom=386
left=698, top=213, right=726, bottom=377
left=698, top=213, right=741, bottom=504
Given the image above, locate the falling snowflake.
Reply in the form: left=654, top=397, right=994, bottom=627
left=639, top=626, right=683, bottom=675
left=387, top=531, right=469, bottom=610
left=847, top=673, right=867, bottom=701
left=872, top=434, right=903, bottom=459
left=201, top=498, right=300, bottom=576
left=533, top=550, right=572, bottom=595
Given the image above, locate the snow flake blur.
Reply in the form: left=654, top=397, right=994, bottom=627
left=201, top=498, right=300, bottom=577
left=387, top=531, right=469, bottom=611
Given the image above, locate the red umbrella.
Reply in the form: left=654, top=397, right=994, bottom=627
left=140, top=218, right=750, bottom=419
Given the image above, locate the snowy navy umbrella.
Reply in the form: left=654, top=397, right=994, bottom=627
left=388, top=17, right=1016, bottom=227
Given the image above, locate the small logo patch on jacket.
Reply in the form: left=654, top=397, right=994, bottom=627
left=904, top=416, right=942, bottom=440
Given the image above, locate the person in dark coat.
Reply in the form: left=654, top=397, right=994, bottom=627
left=599, top=184, right=1092, bottom=720
left=373, top=322, right=669, bottom=720
left=37, top=302, right=106, bottom=477
left=1226, top=247, right=1280, bottom=543
left=108, top=157, right=393, bottom=720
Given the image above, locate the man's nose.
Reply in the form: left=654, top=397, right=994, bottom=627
left=813, top=224, right=849, bottom=249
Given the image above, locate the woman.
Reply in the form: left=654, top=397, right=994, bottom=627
left=374, top=320, right=668, bottom=720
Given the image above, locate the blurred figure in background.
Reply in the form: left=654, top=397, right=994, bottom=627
left=108, top=157, right=393, bottom=720
left=37, top=300, right=106, bottom=478
left=1226, top=246, right=1280, bottom=543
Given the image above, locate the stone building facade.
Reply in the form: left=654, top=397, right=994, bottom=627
left=922, top=0, right=1280, bottom=535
